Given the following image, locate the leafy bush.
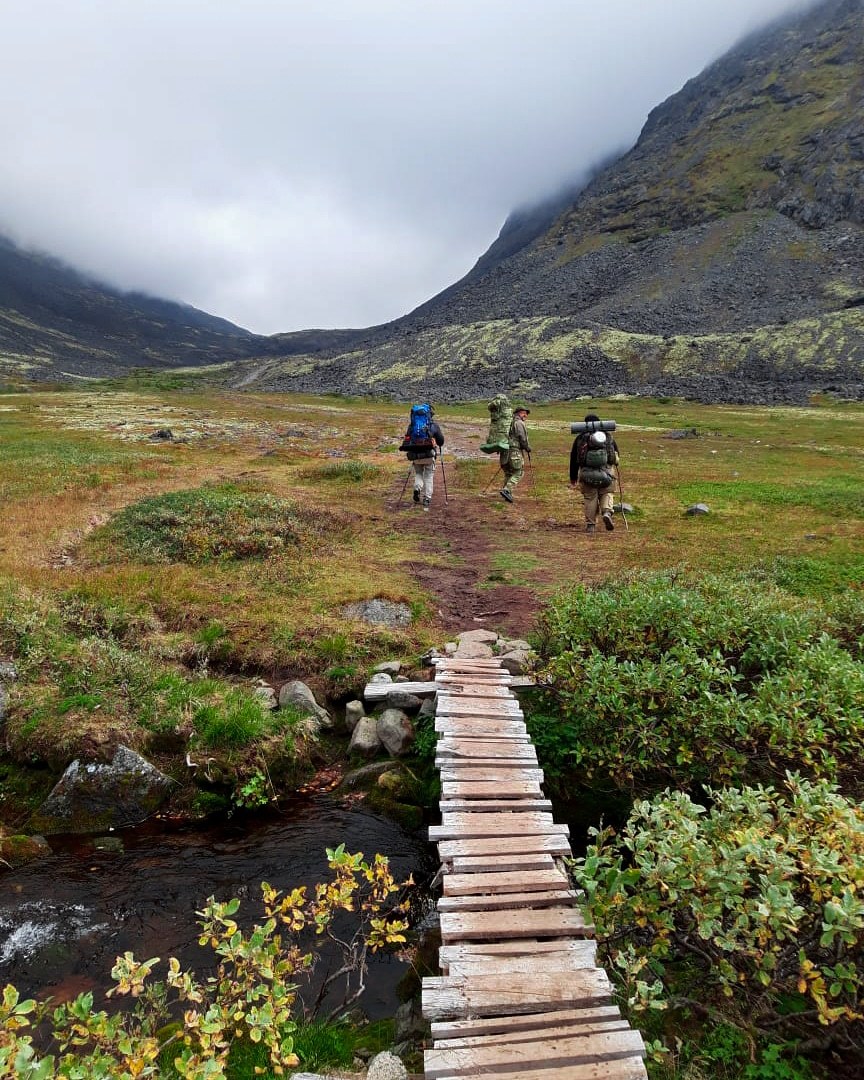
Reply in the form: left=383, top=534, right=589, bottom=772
left=0, top=847, right=412, bottom=1079
left=572, top=776, right=864, bottom=1060
left=531, top=574, right=864, bottom=796
left=103, top=483, right=340, bottom=564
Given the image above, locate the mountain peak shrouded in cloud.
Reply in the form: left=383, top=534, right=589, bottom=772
left=1, top=0, right=813, bottom=335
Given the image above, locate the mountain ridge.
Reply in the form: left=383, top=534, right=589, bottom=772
left=2, top=0, right=863, bottom=403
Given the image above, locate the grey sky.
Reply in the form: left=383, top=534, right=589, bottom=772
left=1, top=0, right=808, bottom=335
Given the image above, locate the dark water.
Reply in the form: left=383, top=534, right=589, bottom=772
left=0, top=799, right=434, bottom=1019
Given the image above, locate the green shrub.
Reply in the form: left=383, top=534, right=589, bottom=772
left=102, top=483, right=338, bottom=564
left=572, top=776, right=864, bottom=1059
left=532, top=574, right=864, bottom=796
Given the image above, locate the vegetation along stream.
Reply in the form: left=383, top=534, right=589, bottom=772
left=0, top=798, right=434, bottom=1018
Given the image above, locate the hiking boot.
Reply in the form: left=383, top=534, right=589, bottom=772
left=500, top=488, right=514, bottom=503
left=602, top=511, right=615, bottom=531
left=413, top=489, right=420, bottom=503
left=586, top=522, right=596, bottom=534
left=422, top=498, right=431, bottom=512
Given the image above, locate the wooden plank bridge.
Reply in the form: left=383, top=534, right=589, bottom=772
left=419, top=656, right=648, bottom=1079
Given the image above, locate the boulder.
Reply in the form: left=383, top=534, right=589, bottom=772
left=373, top=661, right=402, bottom=676
left=349, top=717, right=382, bottom=757
left=278, top=680, right=333, bottom=730
left=340, top=761, right=393, bottom=788
left=498, top=638, right=531, bottom=653
left=417, top=696, right=437, bottom=720
left=341, top=599, right=412, bottom=628
left=369, top=672, right=393, bottom=685
left=0, top=661, right=17, bottom=681
left=499, top=650, right=533, bottom=676
left=30, top=746, right=175, bottom=835
left=685, top=503, right=711, bottom=516
left=384, top=690, right=423, bottom=713
left=253, top=684, right=278, bottom=711
left=456, top=629, right=499, bottom=644
left=344, top=700, right=365, bottom=732
left=454, top=641, right=495, bottom=659
left=0, top=832, right=51, bottom=868
left=376, top=710, right=415, bottom=756
left=444, top=641, right=458, bottom=655
left=614, top=502, right=635, bottom=514
left=395, top=998, right=429, bottom=1042
left=367, top=1051, right=408, bottom=1080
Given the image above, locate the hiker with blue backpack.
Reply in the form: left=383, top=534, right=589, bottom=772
left=399, top=403, right=445, bottom=511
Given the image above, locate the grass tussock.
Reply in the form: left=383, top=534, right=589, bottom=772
left=98, top=483, right=347, bottom=564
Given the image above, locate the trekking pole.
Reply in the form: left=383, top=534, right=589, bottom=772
left=482, top=466, right=503, bottom=495
left=394, top=465, right=413, bottom=509
left=439, top=451, right=449, bottom=505
left=527, top=456, right=538, bottom=497
left=617, top=468, right=629, bottom=532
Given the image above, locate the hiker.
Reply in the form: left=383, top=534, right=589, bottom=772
left=570, top=412, right=620, bottom=532
left=500, top=406, right=531, bottom=503
left=401, top=404, right=444, bottom=511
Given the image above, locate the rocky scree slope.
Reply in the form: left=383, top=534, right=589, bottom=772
left=236, top=0, right=864, bottom=403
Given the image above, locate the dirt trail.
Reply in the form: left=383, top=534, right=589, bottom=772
left=392, top=454, right=545, bottom=639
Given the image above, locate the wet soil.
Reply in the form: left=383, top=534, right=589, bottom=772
left=391, top=452, right=607, bottom=638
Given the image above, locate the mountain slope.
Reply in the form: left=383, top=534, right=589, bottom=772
left=238, top=0, right=864, bottom=403
left=0, top=237, right=262, bottom=381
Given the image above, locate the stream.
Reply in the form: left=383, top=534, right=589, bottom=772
left=0, top=798, right=434, bottom=1019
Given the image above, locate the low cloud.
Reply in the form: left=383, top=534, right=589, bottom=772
left=0, top=0, right=812, bottom=333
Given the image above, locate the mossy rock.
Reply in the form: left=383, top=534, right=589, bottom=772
left=0, top=832, right=51, bottom=868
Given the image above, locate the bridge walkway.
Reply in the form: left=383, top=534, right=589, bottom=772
left=419, top=655, right=648, bottom=1079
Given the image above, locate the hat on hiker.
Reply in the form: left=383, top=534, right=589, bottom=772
left=514, top=405, right=531, bottom=415
left=584, top=413, right=600, bottom=423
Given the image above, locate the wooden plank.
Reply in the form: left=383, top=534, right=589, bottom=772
left=432, top=652, right=505, bottom=660
left=438, top=939, right=595, bottom=963
left=434, top=1016, right=631, bottom=1049
left=450, top=852, right=557, bottom=873
left=429, top=1060, right=647, bottom=1080
left=429, top=1003, right=616, bottom=1040
left=424, top=1032, right=646, bottom=1077
left=436, top=739, right=537, bottom=759
left=440, top=907, right=592, bottom=943
left=435, top=699, right=523, bottom=717
left=439, top=766, right=543, bottom=783
left=422, top=969, right=611, bottom=1020
left=430, top=813, right=566, bottom=841
left=435, top=717, right=527, bottom=734
left=443, top=869, right=570, bottom=896
left=437, top=687, right=513, bottom=700
left=436, top=725, right=529, bottom=740
left=438, top=889, right=578, bottom=912
left=442, top=951, right=598, bottom=976
left=438, top=835, right=572, bottom=859
left=442, top=780, right=543, bottom=798
left=436, top=673, right=513, bottom=683
left=440, top=798, right=553, bottom=812
left=440, top=947, right=595, bottom=976
left=362, top=680, right=436, bottom=701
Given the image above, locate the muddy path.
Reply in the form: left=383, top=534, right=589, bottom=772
left=388, top=441, right=560, bottom=638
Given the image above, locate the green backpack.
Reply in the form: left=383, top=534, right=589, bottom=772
left=480, top=394, right=514, bottom=453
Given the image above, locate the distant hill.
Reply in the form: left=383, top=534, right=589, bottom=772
left=0, top=236, right=262, bottom=382
left=238, top=0, right=864, bottom=404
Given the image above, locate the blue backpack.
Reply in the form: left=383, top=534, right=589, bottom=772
left=400, top=404, right=434, bottom=451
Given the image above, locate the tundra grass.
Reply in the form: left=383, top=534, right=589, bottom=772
left=1, top=387, right=863, bottom=823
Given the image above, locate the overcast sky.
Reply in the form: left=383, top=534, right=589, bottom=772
left=1, top=0, right=810, bottom=335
